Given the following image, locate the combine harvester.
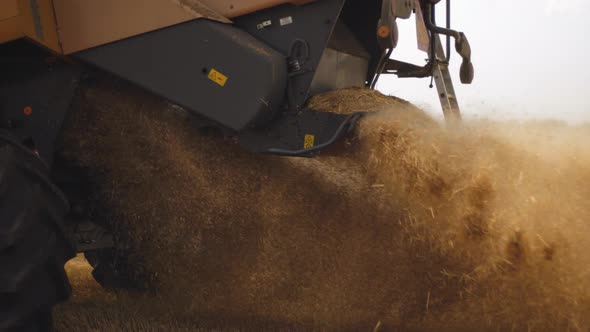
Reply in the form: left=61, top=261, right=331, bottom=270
left=0, top=0, right=472, bottom=330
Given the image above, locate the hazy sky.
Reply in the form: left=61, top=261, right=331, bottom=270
left=376, top=0, right=590, bottom=123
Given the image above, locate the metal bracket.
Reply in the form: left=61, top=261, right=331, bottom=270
left=422, top=1, right=473, bottom=84
left=382, top=58, right=434, bottom=78
left=377, top=31, right=461, bottom=121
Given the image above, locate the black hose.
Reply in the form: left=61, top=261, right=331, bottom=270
left=266, top=113, right=363, bottom=156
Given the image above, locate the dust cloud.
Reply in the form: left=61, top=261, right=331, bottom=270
left=55, top=77, right=590, bottom=331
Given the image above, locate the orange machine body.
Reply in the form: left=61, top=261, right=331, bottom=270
left=0, top=0, right=317, bottom=54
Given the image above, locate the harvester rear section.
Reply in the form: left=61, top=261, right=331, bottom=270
left=0, top=0, right=473, bottom=329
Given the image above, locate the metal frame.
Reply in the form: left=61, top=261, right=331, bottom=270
left=376, top=0, right=471, bottom=122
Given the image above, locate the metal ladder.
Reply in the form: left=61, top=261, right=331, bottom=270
left=431, top=34, right=461, bottom=122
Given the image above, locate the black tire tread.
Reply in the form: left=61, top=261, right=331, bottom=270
left=0, top=131, right=75, bottom=332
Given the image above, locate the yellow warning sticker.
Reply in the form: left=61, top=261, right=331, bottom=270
left=304, top=134, right=315, bottom=149
left=208, top=68, right=228, bottom=87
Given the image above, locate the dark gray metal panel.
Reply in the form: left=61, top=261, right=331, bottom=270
left=310, top=48, right=368, bottom=94
left=234, top=0, right=346, bottom=109
left=77, top=20, right=288, bottom=131
left=310, top=20, right=370, bottom=93
left=327, top=20, right=371, bottom=59
left=0, top=41, right=81, bottom=166
left=339, top=0, right=384, bottom=83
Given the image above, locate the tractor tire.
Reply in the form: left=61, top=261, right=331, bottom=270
left=0, top=132, right=75, bottom=332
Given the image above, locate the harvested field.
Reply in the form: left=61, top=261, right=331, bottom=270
left=54, top=77, right=590, bottom=331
